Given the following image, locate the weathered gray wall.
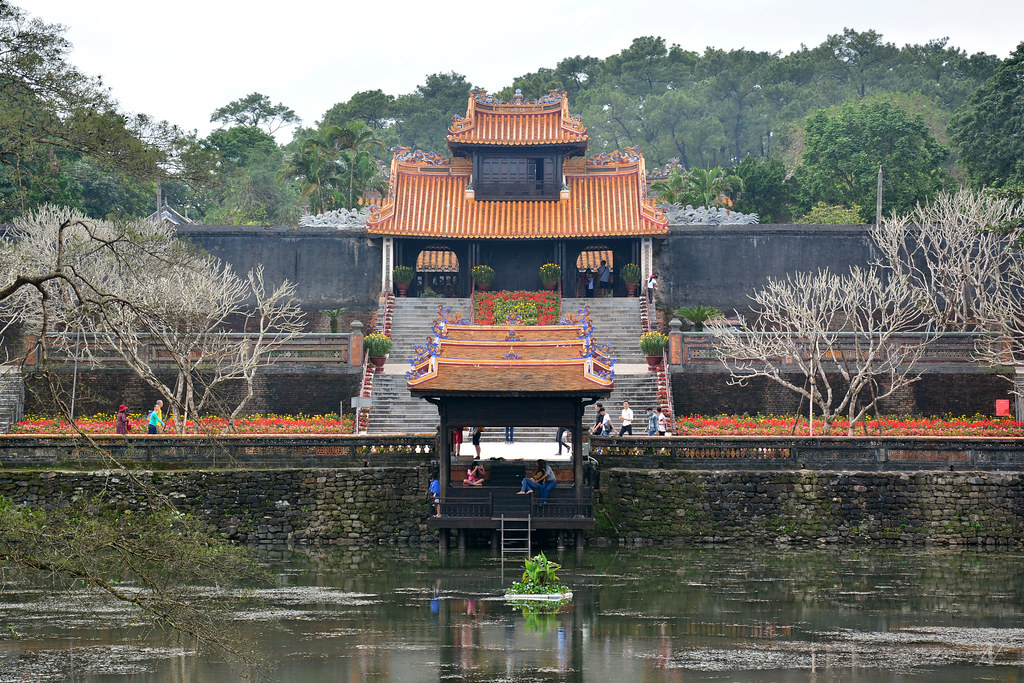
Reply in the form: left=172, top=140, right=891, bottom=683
left=656, top=224, right=874, bottom=312
left=177, top=225, right=382, bottom=311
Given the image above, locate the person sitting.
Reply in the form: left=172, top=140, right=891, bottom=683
left=517, top=459, right=556, bottom=501
left=465, top=460, right=486, bottom=486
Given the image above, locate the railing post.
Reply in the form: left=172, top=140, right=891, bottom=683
left=668, top=318, right=683, bottom=366
left=349, top=321, right=363, bottom=365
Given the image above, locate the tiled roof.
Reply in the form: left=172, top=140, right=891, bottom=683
left=416, top=249, right=459, bottom=272
left=368, top=157, right=667, bottom=239
left=447, top=90, right=587, bottom=147
left=407, top=307, right=614, bottom=395
left=576, top=250, right=613, bottom=271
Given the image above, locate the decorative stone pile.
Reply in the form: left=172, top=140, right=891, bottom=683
left=663, top=204, right=759, bottom=225
left=298, top=207, right=371, bottom=229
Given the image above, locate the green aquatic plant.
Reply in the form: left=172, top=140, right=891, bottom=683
left=508, top=552, right=567, bottom=595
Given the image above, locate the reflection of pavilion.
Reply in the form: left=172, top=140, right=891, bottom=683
left=367, top=88, right=667, bottom=296
left=408, top=306, right=613, bottom=550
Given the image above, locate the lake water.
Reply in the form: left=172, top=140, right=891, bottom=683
left=3, top=545, right=1024, bottom=681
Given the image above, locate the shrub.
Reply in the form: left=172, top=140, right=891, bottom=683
left=639, top=330, right=669, bottom=355
left=364, top=332, right=393, bottom=357
left=620, top=263, right=641, bottom=285
left=393, top=265, right=414, bottom=286
left=674, top=305, right=723, bottom=331
left=471, top=264, right=495, bottom=285
left=539, top=263, right=561, bottom=286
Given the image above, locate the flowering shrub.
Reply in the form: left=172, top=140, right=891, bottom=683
left=539, top=263, right=561, bottom=286
left=639, top=330, right=668, bottom=355
left=471, top=264, right=495, bottom=285
left=10, top=413, right=355, bottom=435
left=364, top=332, right=393, bottom=357
left=473, top=291, right=560, bottom=325
left=671, top=414, right=1024, bottom=437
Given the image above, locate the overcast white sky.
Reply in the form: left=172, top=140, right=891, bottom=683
left=16, top=0, right=1024, bottom=141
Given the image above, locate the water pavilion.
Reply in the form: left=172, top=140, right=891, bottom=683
left=407, top=306, right=614, bottom=551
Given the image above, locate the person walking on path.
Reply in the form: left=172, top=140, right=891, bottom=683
left=518, top=459, right=556, bottom=501
left=657, top=407, right=671, bottom=436
left=504, top=426, right=515, bottom=444
left=618, top=401, right=634, bottom=436
left=147, top=400, right=165, bottom=435
left=472, top=426, right=484, bottom=458
left=646, top=272, right=658, bottom=304
left=600, top=407, right=614, bottom=436
left=556, top=426, right=570, bottom=455
left=647, top=407, right=659, bottom=436
left=115, top=404, right=130, bottom=435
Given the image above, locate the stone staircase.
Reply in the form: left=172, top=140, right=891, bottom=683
left=0, top=365, right=25, bottom=434
left=366, top=296, right=660, bottom=437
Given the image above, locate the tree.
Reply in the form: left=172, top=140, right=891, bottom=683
left=210, top=92, right=300, bottom=135
left=949, top=41, right=1024, bottom=188
left=203, top=126, right=299, bottom=225
left=650, top=166, right=743, bottom=208
left=795, top=202, right=865, bottom=225
left=1, top=206, right=305, bottom=432
left=321, top=89, right=395, bottom=130
left=731, top=156, right=795, bottom=222
left=708, top=268, right=935, bottom=435
left=0, top=2, right=217, bottom=221
left=280, top=123, right=386, bottom=214
left=794, top=97, right=949, bottom=216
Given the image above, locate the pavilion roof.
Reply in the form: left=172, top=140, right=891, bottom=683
left=406, top=305, right=614, bottom=396
left=366, top=152, right=668, bottom=240
left=446, top=90, right=588, bottom=148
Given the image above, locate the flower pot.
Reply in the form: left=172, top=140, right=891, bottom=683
left=645, top=354, right=663, bottom=372
left=396, top=284, right=409, bottom=297
left=542, top=282, right=557, bottom=291
left=369, top=355, right=387, bottom=374
left=476, top=283, right=491, bottom=292
left=625, top=284, right=638, bottom=296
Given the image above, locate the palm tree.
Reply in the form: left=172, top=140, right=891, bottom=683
left=323, top=122, right=386, bottom=209
left=279, top=134, right=339, bottom=215
left=687, top=167, right=744, bottom=208
left=650, top=168, right=692, bottom=205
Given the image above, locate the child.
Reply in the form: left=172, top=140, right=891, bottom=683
left=428, top=473, right=441, bottom=516
left=465, top=460, right=486, bottom=486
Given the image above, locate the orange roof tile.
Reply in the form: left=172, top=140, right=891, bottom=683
left=368, top=156, right=667, bottom=239
left=447, top=90, right=587, bottom=147
left=416, top=249, right=460, bottom=272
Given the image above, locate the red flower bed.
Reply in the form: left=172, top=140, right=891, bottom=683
left=672, top=414, right=1024, bottom=437
left=473, top=290, right=560, bottom=325
left=10, top=413, right=355, bottom=436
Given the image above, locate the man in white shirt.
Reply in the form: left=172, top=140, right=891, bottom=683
left=618, top=401, right=634, bottom=436
left=657, top=407, right=670, bottom=436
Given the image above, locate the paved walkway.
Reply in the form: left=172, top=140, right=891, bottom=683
left=455, top=441, right=573, bottom=463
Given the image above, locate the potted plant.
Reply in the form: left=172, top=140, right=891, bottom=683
left=364, top=332, right=393, bottom=374
left=505, top=552, right=572, bottom=602
left=620, top=263, right=641, bottom=296
left=393, top=265, right=414, bottom=297
left=472, top=264, right=495, bottom=291
left=675, top=305, right=723, bottom=332
left=539, top=263, right=561, bottom=290
left=639, top=330, right=668, bottom=372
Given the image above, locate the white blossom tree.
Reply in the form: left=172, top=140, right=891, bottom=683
left=708, top=268, right=935, bottom=435
left=1, top=206, right=304, bottom=432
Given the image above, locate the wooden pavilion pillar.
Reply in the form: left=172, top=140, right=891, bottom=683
left=573, top=400, right=584, bottom=502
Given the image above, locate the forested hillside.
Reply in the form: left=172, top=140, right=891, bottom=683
left=2, top=0, right=1021, bottom=225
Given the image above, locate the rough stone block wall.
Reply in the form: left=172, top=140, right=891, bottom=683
left=597, top=469, right=1024, bottom=547
left=0, top=468, right=435, bottom=546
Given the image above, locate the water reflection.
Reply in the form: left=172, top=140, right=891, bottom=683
left=2, top=547, right=1024, bottom=681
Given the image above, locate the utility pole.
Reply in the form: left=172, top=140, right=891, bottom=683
left=875, top=165, right=883, bottom=225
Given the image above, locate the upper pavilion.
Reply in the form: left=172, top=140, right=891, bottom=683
left=367, top=89, right=666, bottom=295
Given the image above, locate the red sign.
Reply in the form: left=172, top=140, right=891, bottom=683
left=996, top=399, right=1010, bottom=417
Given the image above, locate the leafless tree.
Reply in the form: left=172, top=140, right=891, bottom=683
left=1, top=206, right=304, bottom=433
left=708, top=268, right=934, bottom=435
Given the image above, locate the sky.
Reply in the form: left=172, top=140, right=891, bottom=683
left=15, top=0, right=1024, bottom=142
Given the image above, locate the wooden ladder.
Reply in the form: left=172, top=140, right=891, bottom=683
left=500, top=514, right=531, bottom=559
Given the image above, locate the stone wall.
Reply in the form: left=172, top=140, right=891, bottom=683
left=0, top=467, right=435, bottom=546
left=596, top=469, right=1024, bottom=547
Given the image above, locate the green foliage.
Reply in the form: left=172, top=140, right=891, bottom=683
left=731, top=156, right=795, bottom=223
left=508, top=552, right=566, bottom=594
left=639, top=330, right=669, bottom=355
left=651, top=167, right=743, bottom=208
left=471, top=264, right=495, bottom=285
left=950, top=41, right=1024, bottom=188
left=620, top=263, right=641, bottom=285
left=794, top=97, right=949, bottom=216
left=210, top=92, right=300, bottom=135
left=795, top=202, right=866, bottom=225
left=539, top=263, right=561, bottom=286
left=321, top=308, right=346, bottom=333
left=363, top=332, right=393, bottom=357
left=393, top=265, right=415, bottom=286
left=675, top=305, right=723, bottom=331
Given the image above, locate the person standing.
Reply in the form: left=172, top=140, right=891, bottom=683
left=472, top=426, right=484, bottom=458
left=600, top=407, right=614, bottom=436
left=598, top=260, right=611, bottom=297
left=504, top=426, right=515, bottom=444
left=148, top=400, right=165, bottom=435
left=657, top=407, right=670, bottom=436
left=647, top=407, right=659, bottom=436
left=584, top=269, right=595, bottom=298
left=618, top=401, right=634, bottom=436
left=556, top=426, right=570, bottom=455
left=115, top=404, right=130, bottom=435
left=646, top=272, right=658, bottom=304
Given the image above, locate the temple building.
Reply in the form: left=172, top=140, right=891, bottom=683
left=367, top=89, right=667, bottom=296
